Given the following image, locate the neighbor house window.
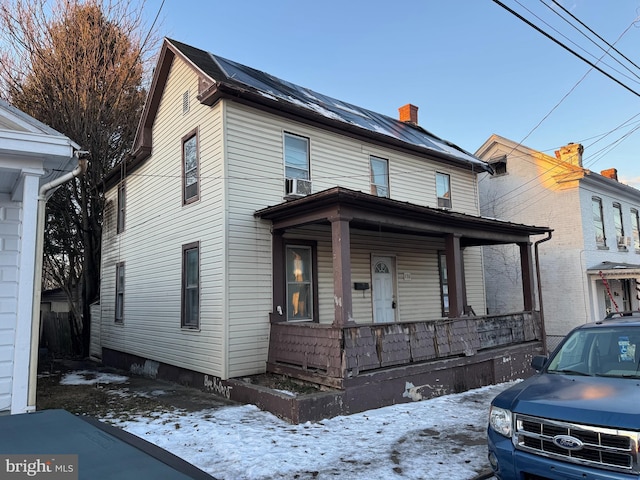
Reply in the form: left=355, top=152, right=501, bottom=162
left=613, top=202, right=625, bottom=248
left=284, top=133, right=309, bottom=180
left=489, top=155, right=507, bottom=176
left=632, top=209, right=640, bottom=250
left=117, top=182, right=125, bottom=234
left=592, top=197, right=606, bottom=247
left=182, top=130, right=199, bottom=204
left=286, top=245, right=313, bottom=321
left=115, top=262, right=125, bottom=323
left=370, top=156, right=389, bottom=197
left=436, top=172, right=451, bottom=208
left=181, top=242, right=200, bottom=328
left=438, top=252, right=448, bottom=316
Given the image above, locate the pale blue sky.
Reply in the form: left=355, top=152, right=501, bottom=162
left=143, top=0, right=640, bottom=187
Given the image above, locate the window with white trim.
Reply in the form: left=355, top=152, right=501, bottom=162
left=592, top=197, right=606, bottom=247
left=631, top=208, right=639, bottom=251
left=370, top=156, right=389, bottom=197
left=284, top=133, right=309, bottom=180
left=613, top=202, right=625, bottom=248
left=436, top=172, right=451, bottom=208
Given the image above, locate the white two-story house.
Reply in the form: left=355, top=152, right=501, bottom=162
left=94, top=39, right=550, bottom=421
left=477, top=135, right=640, bottom=351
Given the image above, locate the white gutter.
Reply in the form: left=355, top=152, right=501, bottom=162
left=26, top=150, right=89, bottom=411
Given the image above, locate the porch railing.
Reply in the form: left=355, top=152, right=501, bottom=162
left=268, top=312, right=541, bottom=382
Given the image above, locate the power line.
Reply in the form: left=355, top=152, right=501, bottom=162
left=491, top=0, right=640, bottom=98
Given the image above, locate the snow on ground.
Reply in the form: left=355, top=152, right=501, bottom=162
left=61, top=371, right=513, bottom=480
left=58, top=370, right=129, bottom=385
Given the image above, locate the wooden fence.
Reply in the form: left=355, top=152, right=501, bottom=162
left=40, top=311, right=82, bottom=357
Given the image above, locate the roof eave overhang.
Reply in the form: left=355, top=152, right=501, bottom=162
left=255, top=187, right=551, bottom=245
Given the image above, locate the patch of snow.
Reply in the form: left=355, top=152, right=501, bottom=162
left=109, top=381, right=517, bottom=480
left=59, top=370, right=129, bottom=386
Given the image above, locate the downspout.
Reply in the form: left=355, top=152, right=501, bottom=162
left=26, top=151, right=89, bottom=412
left=534, top=231, right=553, bottom=356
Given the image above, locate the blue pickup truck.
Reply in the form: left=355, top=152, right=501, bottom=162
left=487, top=314, right=640, bottom=480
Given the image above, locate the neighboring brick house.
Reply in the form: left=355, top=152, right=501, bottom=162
left=0, top=99, right=82, bottom=414
left=94, top=38, right=550, bottom=421
left=477, top=134, right=640, bottom=350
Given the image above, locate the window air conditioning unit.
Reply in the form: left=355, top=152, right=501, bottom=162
left=285, top=178, right=312, bottom=198
left=617, top=235, right=631, bottom=247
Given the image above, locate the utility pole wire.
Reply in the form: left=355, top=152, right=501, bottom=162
left=491, top=0, right=640, bottom=98
left=550, top=0, right=640, bottom=78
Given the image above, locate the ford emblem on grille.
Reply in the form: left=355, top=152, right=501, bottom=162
left=553, top=435, right=584, bottom=451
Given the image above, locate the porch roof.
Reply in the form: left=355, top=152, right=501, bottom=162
left=587, top=261, right=640, bottom=278
left=255, top=187, right=551, bottom=246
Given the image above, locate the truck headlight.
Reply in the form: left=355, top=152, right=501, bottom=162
left=489, top=405, right=512, bottom=437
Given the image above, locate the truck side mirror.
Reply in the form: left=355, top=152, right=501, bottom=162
left=531, top=355, right=548, bottom=371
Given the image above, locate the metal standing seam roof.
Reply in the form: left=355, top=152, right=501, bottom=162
left=166, top=38, right=492, bottom=174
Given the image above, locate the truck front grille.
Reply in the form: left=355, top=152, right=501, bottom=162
left=514, top=414, right=640, bottom=474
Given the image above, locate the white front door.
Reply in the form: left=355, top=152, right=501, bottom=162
left=372, top=256, right=395, bottom=323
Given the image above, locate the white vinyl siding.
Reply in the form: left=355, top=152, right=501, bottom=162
left=99, top=58, right=227, bottom=377
left=282, top=226, right=486, bottom=325
left=99, top=56, right=485, bottom=381
left=0, top=203, right=21, bottom=413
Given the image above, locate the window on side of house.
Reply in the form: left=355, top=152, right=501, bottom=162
left=115, top=262, right=125, bottom=323
left=632, top=208, right=640, bottom=251
left=286, top=244, right=314, bottom=321
left=370, top=156, right=389, bottom=197
left=436, top=172, right=451, bottom=208
left=284, top=133, right=310, bottom=180
left=117, top=182, right=125, bottom=234
left=592, top=197, right=606, bottom=247
left=182, top=242, right=200, bottom=329
left=613, top=202, right=625, bottom=248
left=182, top=130, right=199, bottom=204
left=438, top=252, right=449, bottom=317
left=489, top=155, right=507, bottom=176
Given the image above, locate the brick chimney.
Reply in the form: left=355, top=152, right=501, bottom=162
left=600, top=168, right=618, bottom=181
left=399, top=104, right=418, bottom=124
left=554, top=143, right=583, bottom=167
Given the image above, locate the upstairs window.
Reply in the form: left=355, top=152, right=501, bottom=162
left=631, top=209, right=640, bottom=250
left=370, top=156, right=389, bottom=197
left=115, top=262, right=125, bottom=323
left=592, top=197, right=606, bottom=247
left=613, top=202, right=625, bottom=248
left=117, top=182, right=125, bottom=234
left=436, top=172, right=451, bottom=208
left=284, top=133, right=309, bottom=180
left=182, top=242, right=200, bottom=329
left=182, top=130, right=199, bottom=204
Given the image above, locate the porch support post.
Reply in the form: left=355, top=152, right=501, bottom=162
left=271, top=229, right=285, bottom=322
left=445, top=233, right=464, bottom=318
left=330, top=215, right=353, bottom=326
left=519, top=241, right=535, bottom=311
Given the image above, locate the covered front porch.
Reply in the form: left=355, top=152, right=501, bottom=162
left=255, top=187, right=551, bottom=400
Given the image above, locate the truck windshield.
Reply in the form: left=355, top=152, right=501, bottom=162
left=547, top=326, right=640, bottom=378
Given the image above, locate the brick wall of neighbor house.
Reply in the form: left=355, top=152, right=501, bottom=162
left=477, top=135, right=640, bottom=344
left=99, top=58, right=228, bottom=378
left=0, top=203, right=21, bottom=412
